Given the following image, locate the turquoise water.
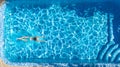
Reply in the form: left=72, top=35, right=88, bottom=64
left=3, top=0, right=120, bottom=64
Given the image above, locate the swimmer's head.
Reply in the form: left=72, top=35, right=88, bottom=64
left=30, top=37, right=38, bottom=41
left=32, top=37, right=37, bottom=41
left=30, top=36, right=45, bottom=42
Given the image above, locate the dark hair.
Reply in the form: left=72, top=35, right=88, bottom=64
left=32, top=37, right=37, bottom=41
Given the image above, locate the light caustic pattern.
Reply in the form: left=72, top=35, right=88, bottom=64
left=4, top=5, right=109, bottom=62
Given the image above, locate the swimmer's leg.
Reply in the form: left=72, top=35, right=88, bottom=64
left=16, top=36, right=29, bottom=41
left=17, top=38, right=28, bottom=41
left=21, top=39, right=28, bottom=42
left=17, top=36, right=29, bottom=40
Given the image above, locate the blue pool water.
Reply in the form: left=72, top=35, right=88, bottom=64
left=1, top=0, right=120, bottom=65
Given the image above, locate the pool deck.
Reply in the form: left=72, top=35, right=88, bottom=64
left=0, top=59, right=19, bottom=67
left=0, top=59, right=15, bottom=67
left=0, top=59, right=43, bottom=67
left=0, top=59, right=120, bottom=67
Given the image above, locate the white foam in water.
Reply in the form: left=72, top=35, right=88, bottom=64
left=0, top=3, right=117, bottom=67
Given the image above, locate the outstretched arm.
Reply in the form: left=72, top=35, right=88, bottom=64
left=36, top=40, right=46, bottom=42
left=36, top=36, right=46, bottom=42
left=36, top=36, right=44, bottom=38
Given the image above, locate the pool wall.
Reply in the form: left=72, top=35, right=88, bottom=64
left=0, top=2, right=5, bottom=59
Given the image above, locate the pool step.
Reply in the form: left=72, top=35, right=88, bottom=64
left=113, top=53, right=120, bottom=63
left=110, top=48, right=120, bottom=62
left=97, top=42, right=120, bottom=62
left=102, top=44, right=118, bottom=62
left=97, top=42, right=113, bottom=61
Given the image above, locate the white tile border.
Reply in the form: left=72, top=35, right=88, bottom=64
left=0, top=2, right=5, bottom=58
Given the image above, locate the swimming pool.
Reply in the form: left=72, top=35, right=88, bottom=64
left=0, top=0, right=120, bottom=66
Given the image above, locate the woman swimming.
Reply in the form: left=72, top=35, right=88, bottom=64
left=17, top=36, right=45, bottom=42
